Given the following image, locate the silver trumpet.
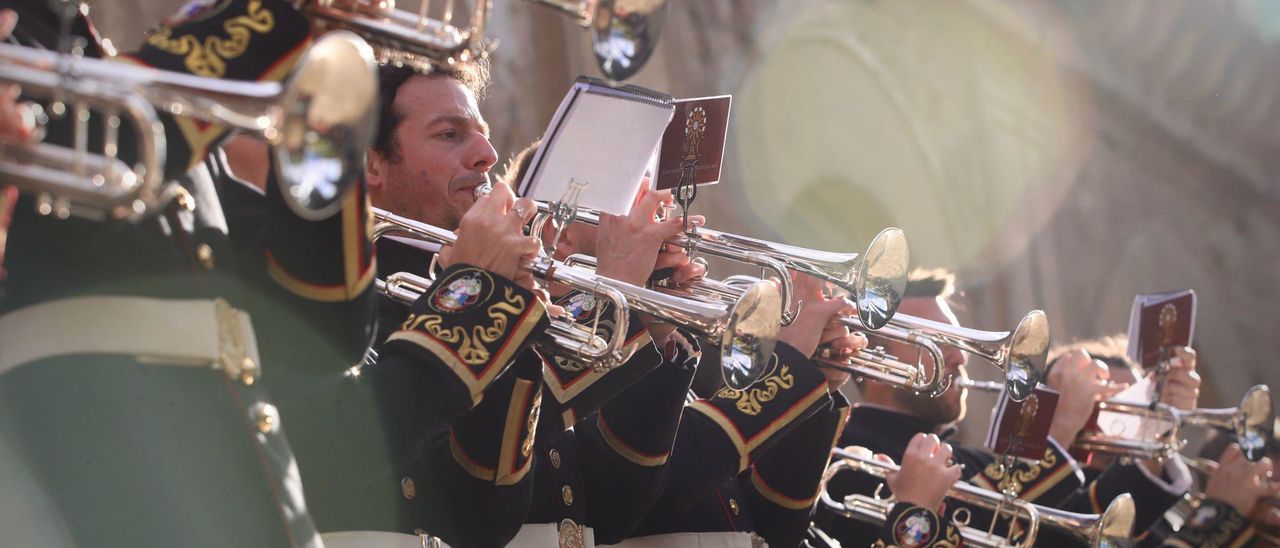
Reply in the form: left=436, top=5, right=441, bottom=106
left=557, top=254, right=783, bottom=390
left=857, top=310, right=1051, bottom=402
left=959, top=381, right=1274, bottom=462
left=1076, top=384, right=1274, bottom=462
left=524, top=0, right=668, bottom=81
left=818, top=321, right=948, bottom=396
left=821, top=446, right=1136, bottom=548
left=373, top=209, right=782, bottom=381
left=300, top=0, right=492, bottom=68
left=533, top=206, right=911, bottom=330
left=0, top=31, right=377, bottom=222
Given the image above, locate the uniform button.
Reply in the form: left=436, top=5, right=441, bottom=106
left=561, top=485, right=574, bottom=506
left=401, top=477, right=416, bottom=500
left=549, top=449, right=562, bottom=470
left=175, top=187, right=196, bottom=211
left=729, top=498, right=740, bottom=516
left=196, top=244, right=215, bottom=270
left=253, top=403, right=279, bottom=434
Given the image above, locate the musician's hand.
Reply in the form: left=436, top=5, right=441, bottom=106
left=816, top=326, right=867, bottom=392
left=886, top=434, right=962, bottom=511
left=439, top=182, right=539, bottom=281
left=1204, top=443, right=1279, bottom=515
left=659, top=241, right=706, bottom=285
left=0, top=10, right=36, bottom=145
left=1157, top=346, right=1199, bottom=411
left=777, top=272, right=855, bottom=359
left=595, top=184, right=688, bottom=286
left=1046, top=349, right=1124, bottom=445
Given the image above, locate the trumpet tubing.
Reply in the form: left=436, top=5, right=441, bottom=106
left=822, top=447, right=1135, bottom=548
left=0, top=32, right=377, bottom=221
left=859, top=310, right=1050, bottom=402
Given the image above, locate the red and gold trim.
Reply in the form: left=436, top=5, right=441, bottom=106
left=495, top=379, right=538, bottom=486
left=266, top=250, right=375, bottom=303
left=541, top=328, right=652, bottom=403
left=749, top=467, right=816, bottom=511
left=596, top=410, right=669, bottom=467
left=387, top=301, right=546, bottom=405
left=688, top=382, right=829, bottom=472
left=449, top=429, right=496, bottom=482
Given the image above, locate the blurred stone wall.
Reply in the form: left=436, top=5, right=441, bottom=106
left=94, top=1, right=1280, bottom=445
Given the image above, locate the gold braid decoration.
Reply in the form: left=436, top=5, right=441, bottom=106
left=145, top=0, right=275, bottom=77
left=401, top=287, right=529, bottom=367
left=981, top=446, right=1059, bottom=494
left=714, top=362, right=795, bottom=416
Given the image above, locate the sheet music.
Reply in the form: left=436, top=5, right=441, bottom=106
left=518, top=78, right=675, bottom=216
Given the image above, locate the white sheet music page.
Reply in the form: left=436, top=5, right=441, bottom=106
left=518, top=77, right=675, bottom=216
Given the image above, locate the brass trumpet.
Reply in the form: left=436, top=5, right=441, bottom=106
left=373, top=208, right=782, bottom=381
left=555, top=254, right=784, bottom=390
left=0, top=32, right=377, bottom=221
left=1077, top=384, right=1274, bottom=462
left=960, top=381, right=1274, bottom=462
left=533, top=205, right=911, bottom=330
left=857, top=311, right=1051, bottom=402
left=301, top=0, right=491, bottom=68
left=821, top=446, right=1136, bottom=548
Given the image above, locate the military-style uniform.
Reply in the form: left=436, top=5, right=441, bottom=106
left=872, top=502, right=965, bottom=548
left=364, top=238, right=549, bottom=546
left=369, top=238, right=699, bottom=546
left=0, top=0, right=375, bottom=545
left=631, top=345, right=848, bottom=548
left=1157, top=498, right=1258, bottom=548
left=814, top=405, right=1083, bottom=545
left=815, top=405, right=1190, bottom=546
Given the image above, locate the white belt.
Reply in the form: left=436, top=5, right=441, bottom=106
left=601, top=532, right=767, bottom=548
left=0, top=296, right=260, bottom=383
left=322, top=531, right=448, bottom=548
left=323, top=523, right=597, bottom=548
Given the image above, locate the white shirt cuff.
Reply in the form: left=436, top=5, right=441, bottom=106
left=1138, top=456, right=1193, bottom=495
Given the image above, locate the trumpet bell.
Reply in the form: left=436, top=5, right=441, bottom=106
left=1097, top=494, right=1135, bottom=548
left=1005, top=310, right=1050, bottom=401
left=275, top=31, right=378, bottom=220
left=719, top=278, right=782, bottom=390
left=1238, top=384, right=1273, bottom=461
left=855, top=227, right=910, bottom=331
left=591, top=0, right=667, bottom=81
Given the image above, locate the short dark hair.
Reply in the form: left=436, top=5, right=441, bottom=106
left=372, top=59, right=492, bottom=163
left=1045, top=334, right=1141, bottom=380
left=903, top=267, right=958, bottom=300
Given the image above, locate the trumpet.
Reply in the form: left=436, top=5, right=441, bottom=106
left=373, top=209, right=782, bottom=382
left=856, top=310, right=1051, bottom=402
left=1077, top=384, right=1274, bottom=462
left=524, top=0, right=668, bottom=81
left=532, top=205, right=911, bottom=330
left=961, top=381, right=1274, bottom=462
left=816, top=321, right=949, bottom=396
left=554, top=254, right=784, bottom=390
left=301, top=0, right=491, bottom=69
left=821, top=446, right=1136, bottom=548
left=0, top=31, right=377, bottom=222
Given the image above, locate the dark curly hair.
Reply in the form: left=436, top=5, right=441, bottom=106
left=372, top=58, right=492, bottom=163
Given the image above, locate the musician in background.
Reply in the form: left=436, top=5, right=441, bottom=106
left=815, top=268, right=1199, bottom=545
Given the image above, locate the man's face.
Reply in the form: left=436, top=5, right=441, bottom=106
left=872, top=296, right=969, bottom=427
left=367, top=75, right=497, bottom=230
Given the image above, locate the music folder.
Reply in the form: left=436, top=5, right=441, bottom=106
left=1125, top=289, right=1197, bottom=371
left=985, top=385, right=1059, bottom=463
left=653, top=95, right=732, bottom=191
left=516, top=76, right=675, bottom=216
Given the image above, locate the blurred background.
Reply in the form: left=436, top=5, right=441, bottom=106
left=97, top=0, right=1280, bottom=445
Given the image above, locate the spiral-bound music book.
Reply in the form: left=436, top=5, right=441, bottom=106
left=517, top=76, right=675, bottom=216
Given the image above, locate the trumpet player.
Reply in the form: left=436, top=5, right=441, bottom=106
left=815, top=269, right=1197, bottom=545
